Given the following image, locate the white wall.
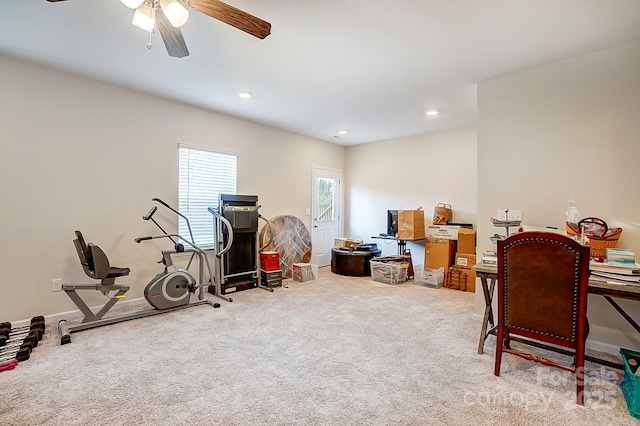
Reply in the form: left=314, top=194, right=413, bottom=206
left=344, top=127, right=478, bottom=263
left=0, top=55, right=345, bottom=322
left=477, top=40, right=640, bottom=352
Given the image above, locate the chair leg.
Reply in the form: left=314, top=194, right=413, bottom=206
left=576, top=352, right=585, bottom=406
left=494, top=336, right=503, bottom=376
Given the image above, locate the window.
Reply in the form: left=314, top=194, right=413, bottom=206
left=316, top=177, right=336, bottom=222
left=178, top=144, right=237, bottom=248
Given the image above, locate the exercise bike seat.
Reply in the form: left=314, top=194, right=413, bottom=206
left=74, top=231, right=130, bottom=283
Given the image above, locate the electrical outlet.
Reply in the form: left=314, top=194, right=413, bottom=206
left=497, top=209, right=523, bottom=221
left=52, top=278, right=63, bottom=292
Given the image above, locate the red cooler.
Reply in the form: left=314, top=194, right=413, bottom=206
left=260, top=251, right=280, bottom=272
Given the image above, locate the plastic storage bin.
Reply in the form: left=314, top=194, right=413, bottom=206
left=620, top=348, right=640, bottom=419
left=370, top=257, right=408, bottom=285
left=413, top=264, right=444, bottom=288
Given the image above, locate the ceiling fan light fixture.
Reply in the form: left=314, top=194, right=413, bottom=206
left=159, top=0, right=189, bottom=28
left=132, top=2, right=156, bottom=32
left=120, top=0, right=145, bottom=9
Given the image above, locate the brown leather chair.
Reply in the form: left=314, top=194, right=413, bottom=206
left=494, top=231, right=590, bottom=405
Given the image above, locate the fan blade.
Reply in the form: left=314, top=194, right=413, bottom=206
left=189, top=0, right=271, bottom=39
left=46, top=0, right=70, bottom=2
left=157, top=9, right=190, bottom=58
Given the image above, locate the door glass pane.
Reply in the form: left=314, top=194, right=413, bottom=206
left=317, top=177, right=335, bottom=222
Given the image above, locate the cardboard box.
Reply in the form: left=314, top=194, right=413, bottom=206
left=457, top=228, right=476, bottom=254
left=445, top=266, right=476, bottom=292
left=459, top=268, right=476, bottom=292
left=292, top=263, right=318, bottom=282
left=424, top=238, right=457, bottom=270
left=426, top=225, right=460, bottom=240
left=344, top=239, right=360, bottom=248
left=334, top=238, right=347, bottom=248
left=455, top=253, right=477, bottom=269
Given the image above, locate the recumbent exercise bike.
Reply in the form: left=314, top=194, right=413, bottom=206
left=57, top=198, right=221, bottom=345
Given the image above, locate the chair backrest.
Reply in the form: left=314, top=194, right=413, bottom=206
left=73, top=231, right=112, bottom=280
left=497, top=231, right=590, bottom=347
left=74, top=230, right=93, bottom=270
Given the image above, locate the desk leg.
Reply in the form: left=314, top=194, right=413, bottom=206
left=477, top=274, right=497, bottom=354
left=397, top=240, right=407, bottom=256
left=604, top=296, right=640, bottom=334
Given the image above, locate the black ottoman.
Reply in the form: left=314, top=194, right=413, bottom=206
left=331, top=247, right=382, bottom=276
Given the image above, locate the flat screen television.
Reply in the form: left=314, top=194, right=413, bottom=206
left=387, top=210, right=398, bottom=236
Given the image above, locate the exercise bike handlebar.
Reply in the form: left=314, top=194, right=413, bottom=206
left=135, top=233, right=207, bottom=253
left=143, top=206, right=158, bottom=221
left=207, top=207, right=234, bottom=258
left=152, top=198, right=195, bottom=244
left=142, top=204, right=178, bottom=246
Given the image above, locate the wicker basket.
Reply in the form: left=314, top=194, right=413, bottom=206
left=566, top=221, right=623, bottom=258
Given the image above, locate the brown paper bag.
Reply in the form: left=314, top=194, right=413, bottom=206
left=433, top=203, right=452, bottom=225
left=398, top=209, right=425, bottom=240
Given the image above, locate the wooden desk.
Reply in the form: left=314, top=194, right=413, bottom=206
left=371, top=236, right=425, bottom=255
left=472, top=262, right=640, bottom=369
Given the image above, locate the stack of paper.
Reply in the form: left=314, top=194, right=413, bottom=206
left=590, top=259, right=640, bottom=286
left=482, top=250, right=498, bottom=266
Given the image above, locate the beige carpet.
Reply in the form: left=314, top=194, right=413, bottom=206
left=1, top=268, right=638, bottom=425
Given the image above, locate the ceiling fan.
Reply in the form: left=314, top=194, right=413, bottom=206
left=46, top=0, right=271, bottom=58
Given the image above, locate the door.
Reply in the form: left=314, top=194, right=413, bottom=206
left=312, top=167, right=342, bottom=267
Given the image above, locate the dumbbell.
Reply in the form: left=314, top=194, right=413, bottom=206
left=0, top=334, right=37, bottom=352
left=0, top=320, right=44, bottom=337
left=0, top=318, right=45, bottom=342
left=0, top=328, right=43, bottom=346
left=0, top=334, right=37, bottom=362
left=0, top=330, right=41, bottom=348
left=0, top=315, right=45, bottom=328
left=0, top=323, right=45, bottom=341
left=0, top=316, right=45, bottom=334
left=0, top=341, right=33, bottom=362
left=0, top=325, right=45, bottom=342
left=0, top=315, right=45, bottom=330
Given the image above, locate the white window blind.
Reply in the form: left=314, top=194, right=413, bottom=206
left=178, top=145, right=237, bottom=248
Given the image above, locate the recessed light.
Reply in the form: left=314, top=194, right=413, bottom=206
left=238, top=91, right=253, bottom=99
left=426, top=110, right=439, bottom=116
left=338, top=130, right=348, bottom=135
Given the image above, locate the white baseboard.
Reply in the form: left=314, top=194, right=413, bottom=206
left=470, top=313, right=622, bottom=359
left=43, top=296, right=147, bottom=326
left=586, top=340, right=623, bottom=358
